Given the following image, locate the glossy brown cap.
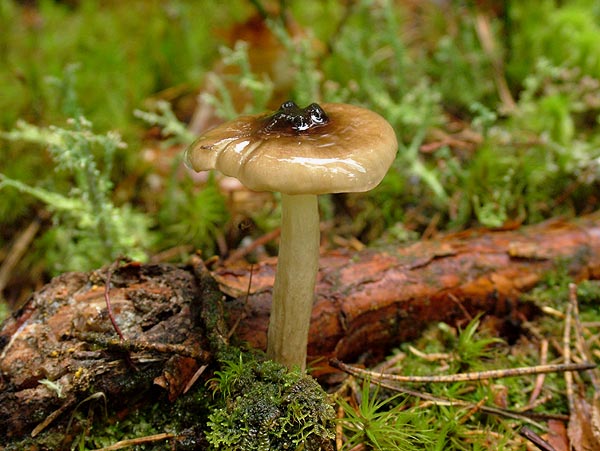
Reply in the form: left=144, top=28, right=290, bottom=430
left=185, top=102, right=398, bottom=195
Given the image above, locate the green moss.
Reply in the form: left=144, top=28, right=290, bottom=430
left=509, top=1, right=600, bottom=83
left=0, top=0, right=239, bottom=131
left=574, top=280, right=600, bottom=306
left=207, top=351, right=335, bottom=451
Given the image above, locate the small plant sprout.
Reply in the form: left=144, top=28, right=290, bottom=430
left=38, top=379, right=65, bottom=399
left=186, top=101, right=397, bottom=371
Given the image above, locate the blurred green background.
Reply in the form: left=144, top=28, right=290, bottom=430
left=1, top=0, right=600, bottom=308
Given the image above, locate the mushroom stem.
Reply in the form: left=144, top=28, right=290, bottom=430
left=267, top=193, right=320, bottom=371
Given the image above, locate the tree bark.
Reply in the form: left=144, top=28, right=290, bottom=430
left=215, top=213, right=600, bottom=364
left=1, top=213, right=600, bottom=439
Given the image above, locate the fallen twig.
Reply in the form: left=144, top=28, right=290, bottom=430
left=224, top=227, right=280, bottom=264
left=104, top=259, right=126, bottom=341
left=569, top=283, right=599, bottom=389
left=526, top=339, right=549, bottom=410
left=334, top=373, right=550, bottom=430
left=474, top=12, right=516, bottom=112
left=91, top=432, right=176, bottom=451
left=0, top=215, right=41, bottom=296
left=71, top=331, right=210, bottom=361
left=31, top=397, right=77, bottom=438
left=519, top=426, right=557, bottom=451
left=563, top=289, right=575, bottom=412
left=330, top=359, right=596, bottom=384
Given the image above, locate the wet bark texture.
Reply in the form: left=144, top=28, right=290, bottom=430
left=218, top=213, right=600, bottom=363
left=2, top=213, right=600, bottom=439
left=0, top=263, right=210, bottom=441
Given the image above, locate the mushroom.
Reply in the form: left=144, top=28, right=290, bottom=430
left=185, top=101, right=397, bottom=371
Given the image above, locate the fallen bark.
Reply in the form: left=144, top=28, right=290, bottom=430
left=1, top=213, right=600, bottom=440
left=218, top=212, right=600, bottom=364
left=0, top=264, right=210, bottom=442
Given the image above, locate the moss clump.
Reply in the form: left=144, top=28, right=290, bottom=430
left=207, top=352, right=335, bottom=451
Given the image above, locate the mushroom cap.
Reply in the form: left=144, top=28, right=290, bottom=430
left=185, top=103, right=398, bottom=195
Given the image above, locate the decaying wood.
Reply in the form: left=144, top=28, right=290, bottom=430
left=0, top=263, right=209, bottom=440
left=1, top=213, right=600, bottom=440
left=218, top=212, right=600, bottom=364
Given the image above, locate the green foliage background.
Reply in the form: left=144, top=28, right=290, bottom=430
left=2, top=0, right=600, bottom=280
left=2, top=1, right=600, bottom=449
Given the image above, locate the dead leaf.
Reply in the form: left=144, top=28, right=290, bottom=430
left=546, top=420, right=569, bottom=451
left=568, top=395, right=600, bottom=451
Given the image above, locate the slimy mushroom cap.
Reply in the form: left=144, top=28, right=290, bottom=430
left=185, top=102, right=398, bottom=195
